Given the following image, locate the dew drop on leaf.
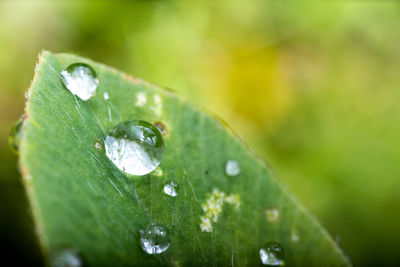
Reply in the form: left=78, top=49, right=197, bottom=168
left=104, top=120, right=164, bottom=176
left=8, top=115, right=24, bottom=154
left=94, top=141, right=102, bottom=150
left=50, top=248, right=82, bottom=267
left=60, top=63, right=99, bottom=101
left=103, top=92, right=109, bottom=100
left=259, top=242, right=285, bottom=266
left=163, top=180, right=179, bottom=197
left=225, top=160, right=240, bottom=176
left=140, top=223, right=170, bottom=255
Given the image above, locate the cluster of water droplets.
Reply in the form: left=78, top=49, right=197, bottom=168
left=10, top=62, right=291, bottom=264
left=58, top=63, right=168, bottom=178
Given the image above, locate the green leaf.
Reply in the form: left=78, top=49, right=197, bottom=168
left=19, top=51, right=351, bottom=266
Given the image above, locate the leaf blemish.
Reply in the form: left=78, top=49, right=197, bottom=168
left=200, top=188, right=241, bottom=232
left=153, top=167, right=163, bottom=176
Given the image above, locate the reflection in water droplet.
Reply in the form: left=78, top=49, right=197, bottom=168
left=50, top=248, right=82, bottom=267
left=225, top=160, right=240, bottom=176
left=9, top=116, right=24, bottom=154
left=94, top=141, right=102, bottom=150
left=105, top=120, right=164, bottom=176
left=60, top=63, right=99, bottom=101
left=103, top=92, right=109, bottom=100
left=259, top=242, right=284, bottom=266
left=265, top=208, right=279, bottom=222
left=140, top=223, right=170, bottom=254
left=163, top=181, right=179, bottom=197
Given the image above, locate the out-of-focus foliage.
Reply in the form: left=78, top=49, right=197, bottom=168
left=1, top=1, right=400, bottom=266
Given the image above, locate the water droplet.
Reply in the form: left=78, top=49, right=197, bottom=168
left=225, top=160, right=240, bottom=176
left=265, top=208, right=279, bottom=222
left=24, top=91, right=28, bottom=99
left=259, top=242, right=284, bottom=266
left=8, top=116, right=24, bottom=154
left=140, top=223, right=170, bottom=254
left=163, top=181, right=179, bottom=197
left=154, top=122, right=167, bottom=136
left=105, top=120, right=164, bottom=176
left=50, top=248, right=82, bottom=267
left=103, top=92, right=109, bottom=100
left=60, top=63, right=99, bottom=101
left=94, top=141, right=102, bottom=150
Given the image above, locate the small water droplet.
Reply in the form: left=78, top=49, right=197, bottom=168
left=24, top=91, right=28, bottom=99
left=94, top=141, right=102, bottom=150
left=9, top=116, right=24, bottom=154
left=163, top=181, right=179, bottom=197
left=103, top=92, right=109, bottom=100
left=154, top=122, right=167, bottom=136
left=105, top=120, right=164, bottom=176
left=265, top=208, right=279, bottom=222
left=225, top=160, right=240, bottom=176
left=140, top=223, right=170, bottom=254
left=60, top=63, right=99, bottom=101
left=50, top=248, right=82, bottom=267
left=259, top=242, right=284, bottom=266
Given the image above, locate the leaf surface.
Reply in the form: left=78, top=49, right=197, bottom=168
left=20, top=51, right=351, bottom=266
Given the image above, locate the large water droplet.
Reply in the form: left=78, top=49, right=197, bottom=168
left=105, top=120, right=164, bottom=176
left=163, top=181, right=179, bottom=197
left=8, top=116, right=24, bottom=154
left=259, top=242, right=284, bottom=266
left=140, top=223, right=170, bottom=254
left=225, top=160, right=240, bottom=176
left=50, top=248, right=82, bottom=267
left=60, top=63, right=99, bottom=101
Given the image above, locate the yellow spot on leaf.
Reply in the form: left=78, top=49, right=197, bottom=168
left=200, top=188, right=241, bottom=232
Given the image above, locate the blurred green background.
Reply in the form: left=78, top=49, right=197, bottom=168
left=1, top=1, right=400, bottom=266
